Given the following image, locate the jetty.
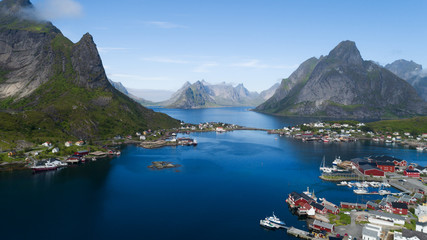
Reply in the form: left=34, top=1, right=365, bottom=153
left=286, top=227, right=313, bottom=240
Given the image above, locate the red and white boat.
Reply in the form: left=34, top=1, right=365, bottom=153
left=31, top=160, right=58, bottom=172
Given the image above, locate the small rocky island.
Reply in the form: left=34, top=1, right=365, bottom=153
left=148, top=161, right=181, bottom=170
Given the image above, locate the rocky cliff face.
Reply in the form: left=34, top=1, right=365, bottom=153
left=0, top=0, right=179, bottom=141
left=162, top=80, right=268, bottom=109
left=256, top=40, right=427, bottom=119
left=385, top=59, right=427, bottom=101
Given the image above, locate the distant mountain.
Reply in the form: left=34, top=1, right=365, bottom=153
left=259, top=83, right=280, bottom=100
left=127, top=88, right=174, bottom=102
left=108, top=79, right=156, bottom=106
left=385, top=59, right=427, bottom=101
left=0, top=0, right=179, bottom=145
left=255, top=41, right=427, bottom=119
left=161, top=81, right=271, bottom=109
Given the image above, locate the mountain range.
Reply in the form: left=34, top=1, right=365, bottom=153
left=255, top=41, right=427, bottom=119
left=0, top=0, right=179, bottom=146
left=158, top=80, right=278, bottom=109
left=384, top=59, right=427, bottom=101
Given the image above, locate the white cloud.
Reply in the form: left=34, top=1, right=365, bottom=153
left=109, top=74, right=168, bottom=82
left=34, top=0, right=83, bottom=20
left=142, top=57, right=189, bottom=64
left=193, top=63, right=218, bottom=73
left=231, top=59, right=297, bottom=69
left=144, top=21, right=187, bottom=29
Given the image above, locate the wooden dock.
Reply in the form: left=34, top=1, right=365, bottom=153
left=286, top=227, right=313, bottom=240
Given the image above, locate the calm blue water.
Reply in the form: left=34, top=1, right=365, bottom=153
left=0, top=109, right=425, bottom=240
left=151, top=106, right=327, bottom=129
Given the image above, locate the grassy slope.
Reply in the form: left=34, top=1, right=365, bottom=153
left=0, top=27, right=179, bottom=150
left=366, top=116, right=427, bottom=135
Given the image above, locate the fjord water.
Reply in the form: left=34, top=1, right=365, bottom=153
left=0, top=108, right=425, bottom=240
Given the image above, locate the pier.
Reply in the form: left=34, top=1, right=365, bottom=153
left=286, top=227, right=313, bottom=240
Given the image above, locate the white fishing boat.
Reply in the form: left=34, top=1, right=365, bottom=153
left=260, top=219, right=277, bottom=229
left=303, top=187, right=317, bottom=201
left=337, top=181, right=348, bottom=186
left=332, top=156, right=342, bottom=165
left=266, top=212, right=285, bottom=228
left=379, top=189, right=391, bottom=195
left=320, top=156, right=334, bottom=173
left=416, top=146, right=425, bottom=151
left=353, top=188, right=368, bottom=195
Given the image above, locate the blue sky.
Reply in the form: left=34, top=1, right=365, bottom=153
left=30, top=0, right=427, bottom=92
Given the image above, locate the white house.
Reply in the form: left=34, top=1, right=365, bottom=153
left=42, top=142, right=52, bottom=147
left=416, top=222, right=427, bottom=233
left=362, top=224, right=381, bottom=240
left=140, top=136, right=146, bottom=141
left=136, top=132, right=141, bottom=136
left=65, top=141, right=73, bottom=147
left=52, top=147, right=59, bottom=153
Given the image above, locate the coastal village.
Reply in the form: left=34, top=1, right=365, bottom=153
left=1, top=120, right=426, bottom=240
left=260, top=152, right=427, bottom=240
left=268, top=121, right=427, bottom=151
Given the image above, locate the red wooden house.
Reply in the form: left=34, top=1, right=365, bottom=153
left=404, top=170, right=420, bottom=178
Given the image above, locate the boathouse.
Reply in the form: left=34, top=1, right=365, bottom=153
left=358, top=163, right=385, bottom=177
left=74, top=150, right=89, bottom=156
left=310, top=220, right=334, bottom=233
left=404, top=169, right=420, bottom=178
left=376, top=161, right=395, bottom=173
left=340, top=202, right=367, bottom=209
left=287, top=192, right=314, bottom=206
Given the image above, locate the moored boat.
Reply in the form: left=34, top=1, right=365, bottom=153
left=353, top=188, right=368, bottom=195
left=31, top=160, right=58, bottom=172
left=266, top=212, right=285, bottom=228
left=260, top=219, right=276, bottom=229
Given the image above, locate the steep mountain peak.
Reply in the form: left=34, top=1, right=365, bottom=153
left=0, top=0, right=32, bottom=9
left=328, top=40, right=363, bottom=65
left=0, top=0, right=32, bottom=17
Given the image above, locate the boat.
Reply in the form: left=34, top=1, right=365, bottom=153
left=51, top=159, right=67, bottom=167
left=320, top=156, right=334, bottom=173
left=337, top=181, right=347, bottom=186
left=303, top=187, right=317, bottom=201
left=379, top=189, right=391, bottom=195
left=30, top=160, right=58, bottom=172
left=260, top=219, right=277, bottom=229
left=416, top=146, right=425, bottom=151
left=332, top=156, right=342, bottom=166
left=266, top=212, right=285, bottom=228
left=353, top=188, right=368, bottom=195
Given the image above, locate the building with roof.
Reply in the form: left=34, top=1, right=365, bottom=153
left=340, top=202, right=367, bottom=209
left=416, top=221, right=427, bottom=233
left=287, top=192, right=314, bottom=207
left=399, top=194, right=417, bottom=204
left=358, top=163, right=385, bottom=177
left=369, top=210, right=406, bottom=225
left=394, top=229, right=427, bottom=240
left=310, top=202, right=327, bottom=214
left=389, top=202, right=408, bottom=215
left=404, top=169, right=421, bottom=178
left=310, top=220, right=334, bottom=233
left=367, top=201, right=380, bottom=210
left=362, top=224, right=382, bottom=240
left=376, top=161, right=395, bottom=172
